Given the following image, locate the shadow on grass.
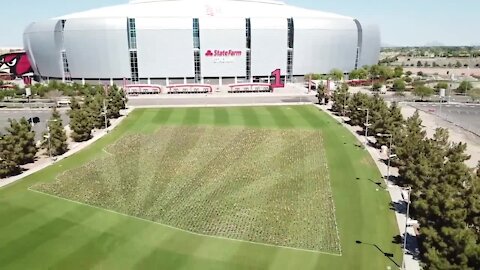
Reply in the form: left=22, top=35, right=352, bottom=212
left=355, top=240, right=400, bottom=267
left=355, top=177, right=385, bottom=189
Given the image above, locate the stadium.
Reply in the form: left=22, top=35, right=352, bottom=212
left=23, top=0, right=380, bottom=87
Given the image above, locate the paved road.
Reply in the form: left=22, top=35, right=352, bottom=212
left=409, top=103, right=480, bottom=135
left=0, top=109, right=70, bottom=141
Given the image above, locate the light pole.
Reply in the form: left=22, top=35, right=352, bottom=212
left=358, top=108, right=370, bottom=148
left=401, top=186, right=412, bottom=270
left=376, top=133, right=397, bottom=181
left=101, top=98, right=112, bottom=132
left=44, top=119, right=58, bottom=160
left=103, top=99, right=108, bottom=131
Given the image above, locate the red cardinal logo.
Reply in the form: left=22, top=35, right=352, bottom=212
left=0, top=52, right=33, bottom=79
left=205, top=50, right=213, bottom=57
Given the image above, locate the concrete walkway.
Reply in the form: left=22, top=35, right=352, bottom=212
left=0, top=108, right=133, bottom=189
left=316, top=104, right=421, bottom=270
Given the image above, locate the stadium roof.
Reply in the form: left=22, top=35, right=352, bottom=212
left=57, top=0, right=353, bottom=20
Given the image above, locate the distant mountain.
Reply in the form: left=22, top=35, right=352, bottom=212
left=424, top=41, right=445, bottom=47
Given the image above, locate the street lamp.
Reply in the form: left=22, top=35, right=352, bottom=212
left=44, top=119, right=58, bottom=160
left=401, top=186, right=412, bottom=270
left=358, top=108, right=370, bottom=148
left=376, top=133, right=397, bottom=181
left=101, top=98, right=113, bottom=132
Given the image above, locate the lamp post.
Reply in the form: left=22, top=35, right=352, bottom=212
left=376, top=133, right=397, bottom=181
left=358, top=108, right=370, bottom=148
left=401, top=186, right=412, bottom=270
left=101, top=98, right=112, bottom=132
left=44, top=119, right=58, bottom=160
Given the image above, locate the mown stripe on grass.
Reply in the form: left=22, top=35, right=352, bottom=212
left=0, top=205, right=96, bottom=268
left=153, top=108, right=174, bottom=124
left=183, top=108, right=201, bottom=125
left=292, top=106, right=326, bottom=129
left=214, top=107, right=230, bottom=126
left=265, top=106, right=294, bottom=129
left=51, top=218, right=141, bottom=269
left=239, top=107, right=261, bottom=127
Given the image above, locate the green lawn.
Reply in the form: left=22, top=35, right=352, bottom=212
left=0, top=105, right=401, bottom=270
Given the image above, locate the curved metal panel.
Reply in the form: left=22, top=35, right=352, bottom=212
left=293, top=18, right=358, bottom=74
left=63, top=18, right=130, bottom=79
left=23, top=20, right=63, bottom=78
left=251, top=17, right=288, bottom=77
left=358, top=23, right=380, bottom=67
left=136, top=18, right=194, bottom=78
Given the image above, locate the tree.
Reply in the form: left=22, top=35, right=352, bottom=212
left=329, top=69, right=344, bottom=81
left=369, top=65, right=382, bottom=78
left=404, top=76, right=413, bottom=83
left=406, top=71, right=413, bottom=76
left=316, top=83, right=327, bottom=104
left=467, top=88, right=480, bottom=102
left=392, top=79, right=406, bottom=93
left=372, top=82, right=383, bottom=92
left=106, top=85, right=126, bottom=118
left=417, top=71, right=424, bottom=77
left=5, top=118, right=37, bottom=165
left=435, top=82, right=449, bottom=91
left=395, top=110, right=426, bottom=168
left=0, top=134, right=21, bottom=178
left=331, top=83, right=350, bottom=115
left=379, top=66, right=394, bottom=80
left=457, top=81, right=473, bottom=94
left=413, top=85, right=434, bottom=100
left=417, top=60, right=423, bottom=67
left=42, top=108, right=68, bottom=156
left=394, top=66, right=404, bottom=78
left=346, top=92, right=371, bottom=126
left=84, top=94, right=107, bottom=129
left=455, top=61, right=462, bottom=68
left=69, top=97, right=93, bottom=142
left=349, top=68, right=368, bottom=80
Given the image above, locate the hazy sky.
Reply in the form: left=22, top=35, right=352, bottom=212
left=3, top=0, right=479, bottom=47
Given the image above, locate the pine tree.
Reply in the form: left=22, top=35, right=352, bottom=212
left=106, top=85, right=124, bottom=119
left=84, top=94, right=105, bottom=129
left=42, top=108, right=68, bottom=156
left=5, top=118, right=37, bottom=165
left=346, top=92, right=371, bottom=126
left=69, top=97, right=93, bottom=142
left=395, top=110, right=426, bottom=168
left=0, top=134, right=20, bottom=178
left=331, top=83, right=350, bottom=115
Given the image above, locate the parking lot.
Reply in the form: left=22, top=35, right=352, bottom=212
left=409, top=103, right=480, bottom=135
left=0, top=109, right=69, bottom=142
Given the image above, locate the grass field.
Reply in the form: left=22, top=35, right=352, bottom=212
left=0, top=105, right=402, bottom=269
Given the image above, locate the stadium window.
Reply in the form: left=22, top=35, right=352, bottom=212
left=193, top=18, right=200, bottom=49
left=127, top=18, right=137, bottom=50
left=246, top=50, right=251, bottom=80
left=287, top=18, right=294, bottom=49
left=287, top=49, right=293, bottom=81
left=194, top=50, right=201, bottom=83
left=246, top=18, right=251, bottom=49
left=61, top=20, right=66, bottom=31
left=130, top=51, right=139, bottom=82
left=354, top=47, right=360, bottom=70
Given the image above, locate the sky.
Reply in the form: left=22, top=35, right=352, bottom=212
left=2, top=0, right=479, bottom=47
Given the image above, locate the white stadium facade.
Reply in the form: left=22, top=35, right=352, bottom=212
left=23, top=0, right=380, bottom=89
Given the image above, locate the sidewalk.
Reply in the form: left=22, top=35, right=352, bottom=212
left=316, top=104, right=421, bottom=270
left=0, top=108, right=133, bottom=189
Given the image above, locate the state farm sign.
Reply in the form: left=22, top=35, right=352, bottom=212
left=205, top=49, right=242, bottom=63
